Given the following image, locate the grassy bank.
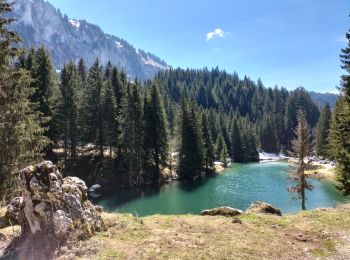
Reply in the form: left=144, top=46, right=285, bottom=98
left=1, top=205, right=350, bottom=259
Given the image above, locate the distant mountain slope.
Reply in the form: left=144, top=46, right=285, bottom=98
left=309, top=91, right=339, bottom=108
left=10, top=0, right=170, bottom=80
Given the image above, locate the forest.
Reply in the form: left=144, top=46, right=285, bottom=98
left=0, top=1, right=350, bottom=203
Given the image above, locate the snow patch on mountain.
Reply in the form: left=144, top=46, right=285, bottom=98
left=115, top=41, right=123, bottom=48
left=69, top=19, right=80, bottom=28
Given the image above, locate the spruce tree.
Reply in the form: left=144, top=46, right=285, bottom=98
left=315, top=103, right=331, bottom=158
left=178, top=99, right=203, bottom=180
left=231, top=119, right=244, bottom=162
left=215, top=134, right=228, bottom=166
left=329, top=26, right=350, bottom=194
left=102, top=79, right=117, bottom=157
left=59, top=62, right=80, bottom=165
left=0, top=0, right=48, bottom=198
left=329, top=97, right=350, bottom=194
left=288, top=110, right=313, bottom=210
left=143, top=83, right=169, bottom=183
left=78, top=58, right=87, bottom=83
left=201, top=113, right=215, bottom=173
left=31, top=47, right=60, bottom=150
left=83, top=59, right=104, bottom=157
left=340, top=28, right=350, bottom=102
left=120, top=83, right=143, bottom=182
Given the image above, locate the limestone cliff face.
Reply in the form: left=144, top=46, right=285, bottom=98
left=10, top=0, right=170, bottom=80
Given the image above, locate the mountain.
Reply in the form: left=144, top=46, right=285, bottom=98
left=10, top=0, right=170, bottom=80
left=309, top=91, right=339, bottom=108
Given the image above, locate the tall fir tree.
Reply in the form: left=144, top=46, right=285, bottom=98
left=315, top=103, right=331, bottom=158
left=329, top=26, right=350, bottom=194
left=215, top=133, right=228, bottom=166
left=231, top=119, right=244, bottom=162
left=120, top=83, right=143, bottom=182
left=0, top=0, right=48, bottom=199
left=143, top=83, right=169, bottom=183
left=329, top=97, right=350, bottom=194
left=83, top=59, right=104, bottom=157
left=59, top=62, right=81, bottom=165
left=178, top=99, right=203, bottom=180
left=78, top=58, right=87, bottom=83
left=201, top=113, right=215, bottom=173
left=102, top=79, right=117, bottom=157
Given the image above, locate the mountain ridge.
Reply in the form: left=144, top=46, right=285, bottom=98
left=10, top=0, right=170, bottom=80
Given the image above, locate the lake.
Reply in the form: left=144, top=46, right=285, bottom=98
left=94, top=162, right=350, bottom=216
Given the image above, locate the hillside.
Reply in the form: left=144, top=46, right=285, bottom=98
left=309, top=91, right=339, bottom=108
left=10, top=0, right=170, bottom=80
left=1, top=205, right=350, bottom=259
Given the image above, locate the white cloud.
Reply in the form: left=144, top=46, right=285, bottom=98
left=206, top=28, right=227, bottom=41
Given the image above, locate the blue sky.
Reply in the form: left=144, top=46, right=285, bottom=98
left=49, top=0, right=349, bottom=93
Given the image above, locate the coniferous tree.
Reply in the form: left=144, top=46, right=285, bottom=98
left=231, top=119, right=244, bottom=162
left=215, top=134, right=228, bottom=166
left=143, top=83, right=169, bottom=183
left=83, top=59, right=104, bottom=157
left=110, top=66, right=125, bottom=156
left=102, top=79, right=117, bottom=158
left=78, top=58, right=87, bottom=83
left=315, top=103, right=331, bottom=158
left=31, top=47, right=59, bottom=150
left=329, top=26, right=350, bottom=194
left=178, top=99, right=203, bottom=180
left=120, top=83, right=143, bottom=182
left=259, top=115, right=278, bottom=153
left=201, top=113, right=215, bottom=173
left=340, top=28, right=350, bottom=102
left=0, top=0, right=48, bottom=198
left=329, top=97, right=350, bottom=194
left=288, top=110, right=313, bottom=210
left=59, top=62, right=81, bottom=164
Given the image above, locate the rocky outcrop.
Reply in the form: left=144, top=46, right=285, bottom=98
left=201, top=207, right=243, bottom=217
left=0, top=161, right=104, bottom=237
left=0, top=161, right=105, bottom=259
left=245, top=201, right=282, bottom=216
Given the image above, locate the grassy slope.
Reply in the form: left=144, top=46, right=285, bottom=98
left=47, top=206, right=350, bottom=260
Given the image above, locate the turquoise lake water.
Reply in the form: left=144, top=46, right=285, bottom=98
left=95, top=162, right=350, bottom=216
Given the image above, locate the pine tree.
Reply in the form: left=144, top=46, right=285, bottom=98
left=215, top=134, right=228, bottom=166
left=201, top=113, right=215, bottom=173
left=78, top=58, right=87, bottom=83
left=315, top=103, right=331, bottom=158
left=288, top=110, right=313, bottom=210
left=102, top=79, right=117, bottom=157
left=231, top=119, right=244, bottom=162
left=83, top=59, right=104, bottom=157
left=340, top=28, right=350, bottom=102
left=143, top=83, right=169, bottom=183
left=59, top=62, right=80, bottom=165
left=329, top=97, right=350, bottom=194
left=328, top=26, right=350, bottom=194
left=120, top=83, right=143, bottom=182
left=178, top=99, right=203, bottom=180
left=0, top=0, right=48, bottom=198
left=259, top=115, right=278, bottom=153
left=31, top=47, right=60, bottom=151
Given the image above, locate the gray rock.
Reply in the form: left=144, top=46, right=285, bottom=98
left=245, top=201, right=282, bottom=216
left=201, top=206, right=243, bottom=217
left=3, top=161, right=104, bottom=238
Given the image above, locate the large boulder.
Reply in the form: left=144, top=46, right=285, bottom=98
left=201, top=206, right=243, bottom=217
left=245, top=201, right=282, bottom=216
left=1, top=161, right=104, bottom=237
